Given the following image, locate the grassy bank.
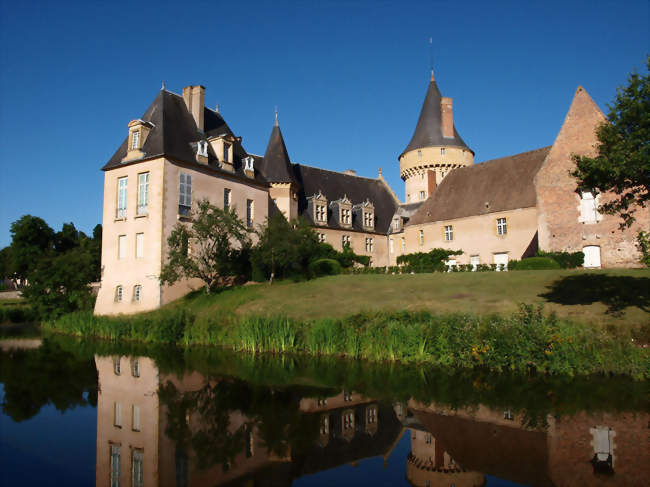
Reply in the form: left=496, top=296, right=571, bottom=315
left=45, top=303, right=649, bottom=379
left=168, top=269, right=650, bottom=330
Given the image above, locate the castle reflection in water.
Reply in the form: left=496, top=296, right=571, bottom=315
left=96, top=355, right=649, bottom=487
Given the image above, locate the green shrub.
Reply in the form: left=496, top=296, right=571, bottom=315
left=514, top=257, right=562, bottom=270
left=308, top=258, right=342, bottom=278
left=536, top=250, right=584, bottom=268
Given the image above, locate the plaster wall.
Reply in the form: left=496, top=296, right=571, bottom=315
left=393, top=207, right=538, bottom=266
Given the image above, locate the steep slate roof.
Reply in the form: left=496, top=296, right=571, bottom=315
left=103, top=90, right=263, bottom=182
left=408, top=146, right=551, bottom=225
left=293, top=164, right=400, bottom=234
left=401, top=76, right=471, bottom=157
left=258, top=122, right=296, bottom=184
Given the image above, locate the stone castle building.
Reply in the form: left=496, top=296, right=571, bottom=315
left=94, top=69, right=648, bottom=315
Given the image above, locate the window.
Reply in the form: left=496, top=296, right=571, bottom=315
left=246, top=430, right=254, bottom=458
left=580, top=191, right=599, bottom=223
left=444, top=225, right=453, bottom=241
left=441, top=147, right=446, bottom=155
left=317, top=398, right=328, bottom=407
left=363, top=211, right=373, bottom=227
left=318, top=233, right=326, bottom=243
left=419, top=230, right=424, bottom=246
left=393, top=218, right=400, bottom=231
left=493, top=252, right=508, bottom=271
left=137, top=173, right=149, bottom=215
left=497, top=217, right=507, bottom=235
left=132, top=450, right=144, bottom=487
left=470, top=255, right=480, bottom=271
left=417, top=150, right=422, bottom=159
left=132, top=405, right=141, bottom=431
left=114, top=402, right=122, bottom=427
left=389, top=238, right=394, bottom=253
left=133, top=233, right=143, bottom=259
left=344, top=391, right=352, bottom=402
left=131, top=359, right=140, bottom=378
left=224, top=188, right=231, bottom=210
left=367, top=406, right=377, bottom=424
left=115, top=285, right=123, bottom=303
left=110, top=445, right=121, bottom=487
left=316, top=204, right=326, bottom=222
left=419, top=191, right=425, bottom=200
left=441, top=171, right=446, bottom=178
left=113, top=356, right=121, bottom=375
left=425, top=434, right=432, bottom=444
left=223, top=143, right=230, bottom=162
left=118, top=235, right=126, bottom=260
left=446, top=259, right=457, bottom=271
left=504, top=410, right=514, bottom=421
left=117, top=177, right=128, bottom=218
left=246, top=199, right=254, bottom=228
left=133, top=284, right=142, bottom=303
left=343, top=411, right=354, bottom=430
left=365, top=238, right=374, bottom=252
left=179, top=173, right=192, bottom=216
left=341, top=235, right=351, bottom=249
left=320, top=415, right=329, bottom=435
left=401, top=237, right=405, bottom=251
left=131, top=130, right=140, bottom=150
left=341, top=208, right=351, bottom=224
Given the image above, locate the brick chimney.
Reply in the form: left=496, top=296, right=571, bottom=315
left=182, top=85, right=205, bottom=132
left=440, top=96, right=454, bottom=138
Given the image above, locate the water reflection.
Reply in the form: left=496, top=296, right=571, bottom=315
left=95, top=353, right=649, bottom=487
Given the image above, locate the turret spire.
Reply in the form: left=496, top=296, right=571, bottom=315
left=259, top=116, right=295, bottom=184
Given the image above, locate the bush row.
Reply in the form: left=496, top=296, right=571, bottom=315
left=45, top=305, right=649, bottom=378
left=0, top=304, right=38, bottom=323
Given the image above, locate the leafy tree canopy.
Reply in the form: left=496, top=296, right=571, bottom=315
left=572, top=56, right=650, bottom=227
left=8, top=215, right=55, bottom=282
left=160, top=199, right=251, bottom=293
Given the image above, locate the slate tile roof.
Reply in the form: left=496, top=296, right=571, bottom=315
left=407, top=146, right=551, bottom=225
left=401, top=77, right=471, bottom=157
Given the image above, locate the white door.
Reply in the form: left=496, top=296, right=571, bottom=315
left=446, top=259, right=456, bottom=272
left=583, top=245, right=601, bottom=268
left=493, top=253, right=508, bottom=271
left=470, top=256, right=480, bottom=271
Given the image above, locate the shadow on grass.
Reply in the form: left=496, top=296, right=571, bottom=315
left=540, top=274, right=649, bottom=316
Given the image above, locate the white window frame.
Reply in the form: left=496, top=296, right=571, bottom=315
left=401, top=237, right=405, bottom=251
left=444, top=225, right=453, bottom=241
left=341, top=235, right=351, bottom=249
left=137, top=173, right=149, bottom=215
left=224, top=188, right=231, bottom=210
left=118, top=235, right=126, bottom=260
left=132, top=405, right=141, bottom=431
left=341, top=208, right=351, bottom=224
left=389, top=238, right=394, bottom=253
left=223, top=142, right=231, bottom=162
left=365, top=238, right=374, bottom=252
left=133, top=284, right=142, bottom=303
left=132, top=449, right=144, bottom=487
left=114, top=402, right=122, bottom=427
left=580, top=191, right=600, bottom=223
left=131, top=130, right=140, bottom=150
left=316, top=204, right=326, bottom=222
left=110, top=445, right=121, bottom=487
left=135, top=233, right=144, bottom=259
left=318, top=233, right=326, bottom=243
left=117, top=177, right=128, bottom=219
left=246, top=199, right=254, bottom=228
left=441, top=147, right=446, bottom=156
left=497, top=217, right=507, bottom=236
left=419, top=230, right=424, bottom=246
left=179, top=173, right=192, bottom=215
left=419, top=191, right=425, bottom=200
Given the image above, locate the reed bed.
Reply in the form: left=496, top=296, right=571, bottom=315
left=44, top=304, right=650, bottom=379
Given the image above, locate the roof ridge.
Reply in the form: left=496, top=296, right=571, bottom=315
left=476, top=145, right=552, bottom=165
left=293, top=162, right=381, bottom=182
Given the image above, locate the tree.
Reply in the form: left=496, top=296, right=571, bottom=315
left=160, top=199, right=251, bottom=293
left=22, top=249, right=96, bottom=318
left=7, top=215, right=55, bottom=285
left=251, top=214, right=321, bottom=282
left=572, top=56, right=650, bottom=228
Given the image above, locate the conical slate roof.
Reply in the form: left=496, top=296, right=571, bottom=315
left=260, top=120, right=296, bottom=184
left=401, top=76, right=471, bottom=157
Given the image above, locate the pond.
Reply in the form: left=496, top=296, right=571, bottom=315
left=0, top=334, right=648, bottom=486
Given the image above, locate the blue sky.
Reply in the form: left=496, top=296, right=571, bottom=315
left=0, top=0, right=647, bottom=247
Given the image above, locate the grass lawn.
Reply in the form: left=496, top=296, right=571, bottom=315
left=172, top=268, right=650, bottom=332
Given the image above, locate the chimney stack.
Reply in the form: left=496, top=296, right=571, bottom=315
left=182, top=85, right=205, bottom=132
left=440, top=96, right=454, bottom=138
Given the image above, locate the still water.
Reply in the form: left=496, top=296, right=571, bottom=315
left=0, top=335, right=648, bottom=486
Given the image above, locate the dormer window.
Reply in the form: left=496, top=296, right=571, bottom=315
left=316, top=205, right=326, bottom=222
left=441, top=148, right=446, bottom=156
left=393, top=218, right=400, bottom=231
left=223, top=143, right=231, bottom=163
left=341, top=208, right=351, bottom=224
left=244, top=156, right=254, bottom=172
left=131, top=130, right=140, bottom=150
left=197, top=140, right=208, bottom=157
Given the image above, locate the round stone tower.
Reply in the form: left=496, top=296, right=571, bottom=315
left=399, top=70, right=474, bottom=203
